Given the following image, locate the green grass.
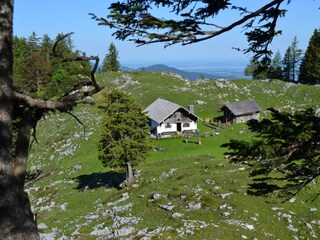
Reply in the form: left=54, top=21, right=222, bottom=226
left=27, top=72, right=320, bottom=239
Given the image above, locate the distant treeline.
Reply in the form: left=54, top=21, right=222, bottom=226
left=13, top=32, right=91, bottom=98
left=245, top=29, right=320, bottom=84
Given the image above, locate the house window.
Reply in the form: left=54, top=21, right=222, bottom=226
left=165, top=123, right=171, bottom=129
left=183, top=123, right=190, bottom=128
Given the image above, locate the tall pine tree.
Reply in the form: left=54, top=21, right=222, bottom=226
left=299, top=28, right=320, bottom=84
left=101, top=42, right=120, bottom=72
left=282, top=47, right=292, bottom=81
left=282, top=37, right=303, bottom=82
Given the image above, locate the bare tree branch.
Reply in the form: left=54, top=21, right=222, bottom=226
left=15, top=33, right=103, bottom=112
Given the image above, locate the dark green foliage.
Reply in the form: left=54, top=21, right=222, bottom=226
left=13, top=32, right=91, bottom=98
left=40, top=34, right=53, bottom=61
left=101, top=42, right=120, bottom=72
left=244, top=57, right=267, bottom=80
left=92, top=0, right=289, bottom=64
left=222, top=108, right=320, bottom=200
left=17, top=52, right=52, bottom=94
left=282, top=36, right=303, bottom=82
left=268, top=50, right=283, bottom=79
left=244, top=51, right=282, bottom=80
left=98, top=89, right=151, bottom=170
left=282, top=47, right=292, bottom=81
left=299, top=28, right=320, bottom=84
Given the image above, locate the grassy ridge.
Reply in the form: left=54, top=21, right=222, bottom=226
left=28, top=72, right=320, bottom=239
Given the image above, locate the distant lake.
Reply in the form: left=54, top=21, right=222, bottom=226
left=123, top=59, right=248, bottom=79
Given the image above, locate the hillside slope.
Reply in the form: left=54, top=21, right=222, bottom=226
left=28, top=72, right=320, bottom=239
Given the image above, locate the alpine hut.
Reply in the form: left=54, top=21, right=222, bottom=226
left=144, top=98, right=198, bottom=136
left=221, top=99, right=262, bottom=124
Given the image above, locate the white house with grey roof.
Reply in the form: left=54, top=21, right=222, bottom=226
left=144, top=98, right=199, bottom=135
left=221, top=99, right=262, bottom=124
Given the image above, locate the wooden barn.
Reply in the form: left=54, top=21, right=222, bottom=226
left=144, top=98, right=198, bottom=136
left=221, top=99, right=262, bottom=124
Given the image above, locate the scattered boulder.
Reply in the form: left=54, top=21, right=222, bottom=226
left=172, top=212, right=184, bottom=218
left=187, top=202, right=202, bottom=211
left=215, top=81, right=225, bottom=88
left=284, top=82, right=296, bottom=91
left=150, top=193, right=168, bottom=201
left=219, top=192, right=233, bottom=199
left=38, top=223, right=48, bottom=230
left=153, top=146, right=164, bottom=152
left=159, top=202, right=175, bottom=211
left=180, top=195, right=187, bottom=200
left=196, top=100, right=207, bottom=105
left=222, top=212, right=231, bottom=217
left=73, top=163, right=83, bottom=171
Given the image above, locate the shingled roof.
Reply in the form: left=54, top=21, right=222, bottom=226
left=144, top=98, right=197, bottom=124
left=223, top=100, right=262, bottom=116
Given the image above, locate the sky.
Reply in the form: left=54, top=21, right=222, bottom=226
left=13, top=0, right=320, bottom=68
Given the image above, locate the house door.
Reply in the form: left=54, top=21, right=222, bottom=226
left=177, top=123, right=182, bottom=132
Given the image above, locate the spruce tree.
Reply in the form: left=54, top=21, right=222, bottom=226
left=97, top=89, right=151, bottom=186
left=244, top=57, right=267, bottom=80
left=101, top=42, right=120, bottom=72
left=27, top=31, right=40, bottom=53
left=299, top=28, right=320, bottom=84
left=40, top=34, right=53, bottom=61
left=244, top=51, right=282, bottom=80
left=268, top=50, right=283, bottom=80
left=282, top=37, right=303, bottom=82
left=282, top=47, right=292, bottom=81
left=222, top=108, right=320, bottom=200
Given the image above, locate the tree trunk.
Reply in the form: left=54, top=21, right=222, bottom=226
left=13, top=108, right=33, bottom=188
left=125, top=162, right=134, bottom=186
left=0, top=0, right=14, bottom=182
left=0, top=1, right=40, bottom=238
left=0, top=177, right=39, bottom=239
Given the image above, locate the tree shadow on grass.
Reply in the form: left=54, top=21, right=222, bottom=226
left=73, top=171, right=125, bottom=191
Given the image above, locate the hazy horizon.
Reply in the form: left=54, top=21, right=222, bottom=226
left=121, top=59, right=248, bottom=79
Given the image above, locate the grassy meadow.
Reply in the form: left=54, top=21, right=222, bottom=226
left=28, top=71, right=320, bottom=239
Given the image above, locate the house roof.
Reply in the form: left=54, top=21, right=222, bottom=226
left=144, top=98, right=197, bottom=124
left=223, top=100, right=262, bottom=116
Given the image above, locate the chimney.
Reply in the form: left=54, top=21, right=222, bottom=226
left=188, top=105, right=194, bottom=114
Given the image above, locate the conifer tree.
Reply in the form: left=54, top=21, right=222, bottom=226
left=40, top=34, right=53, bottom=61
left=101, top=42, right=120, bottom=72
left=13, top=33, right=92, bottom=98
left=282, top=37, right=303, bottom=82
left=244, top=51, right=282, bottom=80
left=268, top=50, right=283, bottom=80
left=98, top=89, right=151, bottom=186
left=27, top=31, right=40, bottom=53
left=282, top=47, right=292, bottom=81
left=244, top=57, right=267, bottom=79
left=299, top=28, right=320, bottom=84
left=222, top=108, right=320, bottom=200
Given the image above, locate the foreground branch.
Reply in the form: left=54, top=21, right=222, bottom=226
left=15, top=33, right=103, bottom=112
left=92, top=0, right=286, bottom=61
